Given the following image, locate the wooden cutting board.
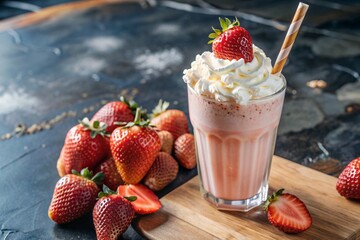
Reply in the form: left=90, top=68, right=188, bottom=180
left=136, top=156, right=360, bottom=240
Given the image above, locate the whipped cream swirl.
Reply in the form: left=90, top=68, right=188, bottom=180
left=183, top=45, right=284, bottom=104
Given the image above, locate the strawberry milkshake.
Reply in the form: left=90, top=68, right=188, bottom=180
left=183, top=18, right=286, bottom=211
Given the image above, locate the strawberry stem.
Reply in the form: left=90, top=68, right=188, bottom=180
left=264, top=188, right=285, bottom=211
left=134, top=108, right=141, bottom=123
left=120, top=96, right=138, bottom=111
left=120, top=96, right=149, bottom=120
left=98, top=185, right=117, bottom=199
left=81, top=167, right=92, bottom=179
left=71, top=167, right=104, bottom=185
left=123, top=108, right=150, bottom=128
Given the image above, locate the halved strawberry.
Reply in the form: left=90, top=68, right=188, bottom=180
left=264, top=189, right=312, bottom=233
left=117, top=184, right=161, bottom=215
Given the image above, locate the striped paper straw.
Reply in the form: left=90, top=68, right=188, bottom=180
left=272, top=2, right=309, bottom=75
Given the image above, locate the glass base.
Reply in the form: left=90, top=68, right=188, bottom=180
left=201, top=185, right=268, bottom=212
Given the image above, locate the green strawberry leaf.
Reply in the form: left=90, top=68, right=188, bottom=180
left=98, top=185, right=117, bottom=199
left=219, top=17, right=227, bottom=31
left=124, top=196, right=137, bottom=202
left=120, top=96, right=130, bottom=106
left=120, top=96, right=149, bottom=119
left=122, top=108, right=150, bottom=128
left=92, top=172, right=105, bottom=185
left=103, top=184, right=117, bottom=194
left=212, top=27, right=221, bottom=35
left=90, top=131, right=97, bottom=139
left=80, top=118, right=108, bottom=139
left=225, top=17, right=231, bottom=26
left=98, top=192, right=108, bottom=199
left=151, top=99, right=170, bottom=118
left=208, top=17, right=241, bottom=44
left=81, top=167, right=92, bottom=179
left=264, top=188, right=285, bottom=211
left=71, top=169, right=80, bottom=176
left=208, top=33, right=218, bottom=39
left=114, top=121, right=127, bottom=126
left=123, top=122, right=135, bottom=128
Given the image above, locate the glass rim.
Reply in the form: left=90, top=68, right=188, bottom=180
left=187, top=74, right=287, bottom=103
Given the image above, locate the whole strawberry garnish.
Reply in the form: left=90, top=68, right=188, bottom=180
left=63, top=118, right=110, bottom=174
left=209, top=17, right=254, bottom=62
left=150, top=100, right=189, bottom=140
left=93, top=185, right=136, bottom=240
left=91, top=96, right=137, bottom=133
left=264, top=189, right=312, bottom=233
left=117, top=184, right=161, bottom=214
left=48, top=168, right=104, bottom=224
left=173, top=133, right=197, bottom=169
left=336, top=157, right=360, bottom=199
left=110, top=108, right=161, bottom=184
left=144, top=152, right=179, bottom=191
left=157, top=130, right=174, bottom=154
left=95, top=157, right=124, bottom=191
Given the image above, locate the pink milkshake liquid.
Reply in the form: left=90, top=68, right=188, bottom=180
left=188, top=76, right=286, bottom=211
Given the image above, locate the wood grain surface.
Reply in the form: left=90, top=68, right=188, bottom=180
left=136, top=156, right=360, bottom=240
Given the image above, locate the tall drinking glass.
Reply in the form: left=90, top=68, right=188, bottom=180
left=187, top=75, right=286, bottom=211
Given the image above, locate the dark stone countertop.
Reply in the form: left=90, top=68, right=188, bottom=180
left=0, top=0, right=359, bottom=239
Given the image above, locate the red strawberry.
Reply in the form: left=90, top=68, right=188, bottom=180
left=117, top=184, right=161, bottom=214
left=150, top=100, right=189, bottom=140
left=93, top=186, right=136, bottom=240
left=209, top=17, right=253, bottom=62
left=63, top=118, right=109, bottom=174
left=91, top=97, right=136, bottom=133
left=95, top=157, right=124, bottom=191
left=110, top=108, right=161, bottom=184
left=264, top=189, right=312, bottom=233
left=173, top=133, right=197, bottom=169
left=103, top=135, right=112, bottom=158
left=144, top=152, right=179, bottom=191
left=157, top=130, right=174, bottom=154
left=48, top=168, right=104, bottom=224
left=57, top=147, right=66, bottom=177
left=336, top=157, right=360, bottom=199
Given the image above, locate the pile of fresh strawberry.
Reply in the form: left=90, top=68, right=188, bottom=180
left=49, top=96, right=196, bottom=239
